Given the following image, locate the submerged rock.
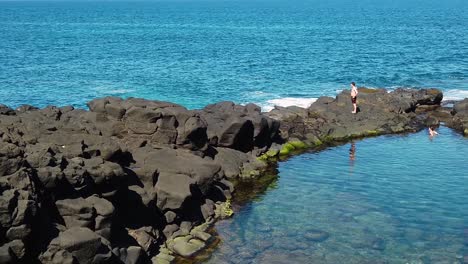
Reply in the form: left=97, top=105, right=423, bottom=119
left=257, top=249, right=312, bottom=264
left=370, top=238, right=386, bottom=251
left=303, top=229, right=330, bottom=242
left=167, top=236, right=206, bottom=258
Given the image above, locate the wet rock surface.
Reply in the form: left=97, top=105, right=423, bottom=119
left=0, top=89, right=463, bottom=263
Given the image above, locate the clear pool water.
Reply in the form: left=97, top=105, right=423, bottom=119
left=207, top=126, right=468, bottom=264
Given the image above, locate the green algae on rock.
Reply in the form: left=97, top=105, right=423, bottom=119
left=279, top=140, right=309, bottom=156
left=257, top=149, right=280, bottom=161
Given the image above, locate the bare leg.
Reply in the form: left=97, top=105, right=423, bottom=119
left=352, top=103, right=357, bottom=113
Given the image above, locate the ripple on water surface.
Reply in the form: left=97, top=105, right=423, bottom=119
left=207, top=127, right=468, bottom=264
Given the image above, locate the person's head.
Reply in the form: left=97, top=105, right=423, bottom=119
left=351, top=82, right=356, bottom=87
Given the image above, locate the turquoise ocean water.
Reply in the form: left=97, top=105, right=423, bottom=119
left=0, top=0, right=468, bottom=110
left=208, top=127, right=468, bottom=263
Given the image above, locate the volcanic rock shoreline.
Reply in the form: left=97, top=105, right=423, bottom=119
left=0, top=88, right=467, bottom=264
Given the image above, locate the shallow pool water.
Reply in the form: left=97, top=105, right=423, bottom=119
left=206, top=126, right=468, bottom=264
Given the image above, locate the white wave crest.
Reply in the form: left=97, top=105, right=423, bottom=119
left=443, top=89, right=468, bottom=101
left=92, top=86, right=135, bottom=95
left=248, top=91, right=269, bottom=96
left=261, top=97, right=317, bottom=112
left=107, top=89, right=134, bottom=94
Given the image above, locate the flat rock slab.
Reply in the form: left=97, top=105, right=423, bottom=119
left=169, top=236, right=206, bottom=258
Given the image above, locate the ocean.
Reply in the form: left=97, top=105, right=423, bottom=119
left=0, top=0, right=467, bottom=111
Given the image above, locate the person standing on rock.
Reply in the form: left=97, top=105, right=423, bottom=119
left=351, top=82, right=358, bottom=114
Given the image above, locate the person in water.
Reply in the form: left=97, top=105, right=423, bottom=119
left=350, top=82, right=358, bottom=114
left=428, top=126, right=439, bottom=137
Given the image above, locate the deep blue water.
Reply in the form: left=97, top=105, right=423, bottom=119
left=208, top=126, right=468, bottom=264
left=1, top=0, right=468, bottom=110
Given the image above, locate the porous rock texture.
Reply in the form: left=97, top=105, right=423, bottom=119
left=0, top=98, right=277, bottom=263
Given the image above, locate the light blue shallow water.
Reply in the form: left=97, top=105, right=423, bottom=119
left=208, top=126, right=468, bottom=264
left=1, top=1, right=468, bottom=110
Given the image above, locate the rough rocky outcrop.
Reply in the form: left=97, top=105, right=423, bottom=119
left=197, top=102, right=280, bottom=153
left=265, top=88, right=448, bottom=157
left=446, top=99, right=468, bottom=136
left=0, top=88, right=465, bottom=263
left=0, top=97, right=277, bottom=263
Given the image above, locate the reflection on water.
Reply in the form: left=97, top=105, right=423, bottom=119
left=349, top=141, right=356, bottom=162
left=349, top=141, right=356, bottom=179
left=206, top=127, right=468, bottom=264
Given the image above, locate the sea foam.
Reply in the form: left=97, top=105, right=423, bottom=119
left=261, top=97, right=317, bottom=112
left=93, top=86, right=136, bottom=95
left=442, top=89, right=468, bottom=101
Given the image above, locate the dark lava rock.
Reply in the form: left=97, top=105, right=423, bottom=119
left=0, top=90, right=463, bottom=263
left=447, top=99, right=468, bottom=136
left=40, top=227, right=115, bottom=264
left=267, top=88, right=447, bottom=143
left=0, top=105, right=15, bottom=116
left=2, top=97, right=272, bottom=262
left=198, top=101, right=279, bottom=152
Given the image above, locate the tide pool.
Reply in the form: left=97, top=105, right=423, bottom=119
left=207, top=126, right=468, bottom=264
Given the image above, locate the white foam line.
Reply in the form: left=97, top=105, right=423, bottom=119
left=442, top=89, right=468, bottom=101
left=261, top=97, right=318, bottom=112
left=257, top=88, right=468, bottom=112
